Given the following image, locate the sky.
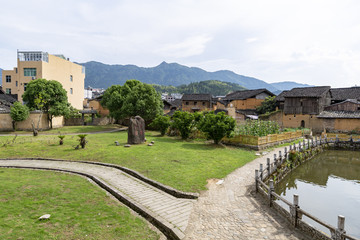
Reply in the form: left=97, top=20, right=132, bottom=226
left=1, top=0, right=360, bottom=88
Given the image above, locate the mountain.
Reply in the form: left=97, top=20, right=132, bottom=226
left=0, top=68, right=2, bottom=85
left=271, top=81, right=313, bottom=91
left=153, top=80, right=246, bottom=96
left=81, top=61, right=279, bottom=92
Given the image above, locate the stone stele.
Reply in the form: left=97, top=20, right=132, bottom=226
left=127, top=116, right=145, bottom=144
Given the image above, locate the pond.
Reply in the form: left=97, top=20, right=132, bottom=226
left=275, top=150, right=360, bottom=238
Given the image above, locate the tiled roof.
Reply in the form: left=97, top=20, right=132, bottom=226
left=225, top=89, right=275, bottom=100
left=329, top=99, right=360, bottom=106
left=283, top=86, right=330, bottom=98
left=317, top=111, right=360, bottom=119
left=0, top=93, right=17, bottom=104
left=171, top=99, right=182, bottom=108
left=181, top=94, right=213, bottom=101
left=274, top=90, right=288, bottom=102
left=330, top=87, right=360, bottom=101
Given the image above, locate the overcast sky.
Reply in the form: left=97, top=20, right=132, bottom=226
left=1, top=0, right=360, bottom=88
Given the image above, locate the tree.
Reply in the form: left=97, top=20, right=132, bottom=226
left=256, top=96, right=277, bottom=115
left=171, top=111, right=195, bottom=140
left=198, top=111, right=236, bottom=144
left=101, top=80, right=163, bottom=122
left=10, top=102, right=29, bottom=130
left=22, top=79, right=70, bottom=129
left=149, top=115, right=171, bottom=136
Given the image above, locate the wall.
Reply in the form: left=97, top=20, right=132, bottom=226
left=181, top=100, right=211, bottom=112
left=334, top=119, right=360, bottom=132
left=324, top=101, right=360, bottom=111
left=88, top=100, right=109, bottom=116
left=231, top=98, right=263, bottom=110
left=0, top=112, right=51, bottom=131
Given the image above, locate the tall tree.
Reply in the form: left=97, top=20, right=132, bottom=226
left=22, top=78, right=70, bottom=129
left=256, top=96, right=277, bottom=115
left=101, top=80, right=163, bottom=122
left=10, top=102, right=29, bottom=130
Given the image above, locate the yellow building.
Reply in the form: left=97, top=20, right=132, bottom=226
left=1, top=51, right=85, bottom=109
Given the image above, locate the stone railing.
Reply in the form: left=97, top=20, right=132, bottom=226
left=255, top=137, right=360, bottom=240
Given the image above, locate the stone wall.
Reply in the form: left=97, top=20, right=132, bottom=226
left=0, top=112, right=62, bottom=131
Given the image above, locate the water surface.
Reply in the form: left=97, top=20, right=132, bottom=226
left=276, top=150, right=360, bottom=238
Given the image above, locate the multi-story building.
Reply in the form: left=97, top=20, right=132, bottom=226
left=1, top=50, right=85, bottom=109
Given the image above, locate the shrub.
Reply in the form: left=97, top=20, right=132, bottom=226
left=149, top=115, right=171, bottom=136
left=198, top=111, right=235, bottom=144
left=171, top=111, right=195, bottom=140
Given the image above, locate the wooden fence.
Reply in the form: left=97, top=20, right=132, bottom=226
left=255, top=136, right=359, bottom=240
left=224, top=130, right=304, bottom=146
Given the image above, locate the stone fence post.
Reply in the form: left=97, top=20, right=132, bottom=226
left=267, top=158, right=270, bottom=176
left=259, top=164, right=263, bottom=180
left=269, top=180, right=274, bottom=207
left=331, top=215, right=346, bottom=240
left=290, top=194, right=301, bottom=227
left=255, top=170, right=259, bottom=192
left=274, top=154, right=277, bottom=170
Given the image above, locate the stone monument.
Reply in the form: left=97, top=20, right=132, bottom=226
left=128, top=116, right=145, bottom=144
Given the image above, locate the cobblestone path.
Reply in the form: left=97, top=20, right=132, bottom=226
left=0, top=159, right=195, bottom=239
left=184, top=145, right=311, bottom=240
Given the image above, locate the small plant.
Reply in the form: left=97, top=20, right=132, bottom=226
left=58, top=135, right=65, bottom=145
left=78, top=134, right=87, bottom=148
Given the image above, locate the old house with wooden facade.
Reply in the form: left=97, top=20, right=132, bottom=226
left=266, top=86, right=360, bottom=133
left=181, top=94, right=213, bottom=112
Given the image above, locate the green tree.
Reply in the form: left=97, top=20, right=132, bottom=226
left=256, top=96, right=277, bottom=115
left=171, top=111, right=195, bottom=140
left=10, top=102, right=29, bottom=130
left=101, top=80, right=163, bottom=122
left=149, top=115, right=171, bottom=136
left=22, top=79, right=70, bottom=129
left=198, top=111, right=236, bottom=144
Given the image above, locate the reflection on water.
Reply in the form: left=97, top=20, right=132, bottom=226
left=276, top=150, right=360, bottom=238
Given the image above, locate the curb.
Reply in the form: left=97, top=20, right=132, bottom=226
left=0, top=165, right=183, bottom=240
left=0, top=158, right=199, bottom=199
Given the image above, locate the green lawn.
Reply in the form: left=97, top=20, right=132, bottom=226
left=0, top=125, right=122, bottom=135
left=0, top=131, right=256, bottom=192
left=0, top=169, right=159, bottom=240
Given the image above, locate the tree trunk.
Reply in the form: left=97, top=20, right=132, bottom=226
left=12, top=121, right=16, bottom=131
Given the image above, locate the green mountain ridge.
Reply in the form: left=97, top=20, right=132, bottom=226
left=152, top=80, right=247, bottom=96
left=81, top=61, right=279, bottom=91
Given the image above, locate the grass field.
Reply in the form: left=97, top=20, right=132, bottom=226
left=0, top=125, right=121, bottom=135
left=0, top=131, right=256, bottom=192
left=0, top=168, right=160, bottom=240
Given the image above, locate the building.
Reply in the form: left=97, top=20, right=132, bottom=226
left=1, top=51, right=85, bottom=109
left=181, top=94, right=213, bottom=112
left=221, top=89, right=275, bottom=110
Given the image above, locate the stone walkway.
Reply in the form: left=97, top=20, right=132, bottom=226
left=184, top=145, right=311, bottom=240
left=0, top=159, right=195, bottom=239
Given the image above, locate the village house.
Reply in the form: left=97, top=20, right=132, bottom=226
left=267, top=86, right=360, bottom=133
left=1, top=50, right=85, bottom=109
left=181, top=94, right=213, bottom=112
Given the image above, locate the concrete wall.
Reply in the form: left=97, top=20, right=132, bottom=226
left=88, top=100, right=110, bottom=116
left=0, top=112, right=50, bottom=131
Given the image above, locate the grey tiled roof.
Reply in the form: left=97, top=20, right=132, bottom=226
left=225, top=89, right=275, bottom=100
left=181, top=94, right=213, bottom=101
left=317, top=111, right=360, bottom=119
left=0, top=93, right=17, bottom=104
left=330, top=87, right=360, bottom=101
left=283, top=86, right=330, bottom=98
left=274, top=90, right=288, bottom=102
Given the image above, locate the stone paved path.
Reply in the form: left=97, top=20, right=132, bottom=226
left=184, top=145, right=311, bottom=240
left=0, top=159, right=195, bottom=239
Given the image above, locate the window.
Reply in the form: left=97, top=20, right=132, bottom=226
left=194, top=101, right=197, bottom=105
left=16, top=81, right=18, bottom=87
left=24, top=68, right=36, bottom=77
left=202, top=102, right=206, bottom=106
left=24, top=83, right=28, bottom=91
left=5, top=75, right=11, bottom=83
left=6, top=88, right=11, bottom=94
left=70, top=75, right=73, bottom=82
left=185, top=101, right=189, bottom=105
left=70, top=88, right=73, bottom=94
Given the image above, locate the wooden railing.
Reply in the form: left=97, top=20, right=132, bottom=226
left=255, top=136, right=360, bottom=240
left=224, top=130, right=306, bottom=146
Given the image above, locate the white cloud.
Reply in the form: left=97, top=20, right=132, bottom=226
left=1, top=0, right=360, bottom=87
